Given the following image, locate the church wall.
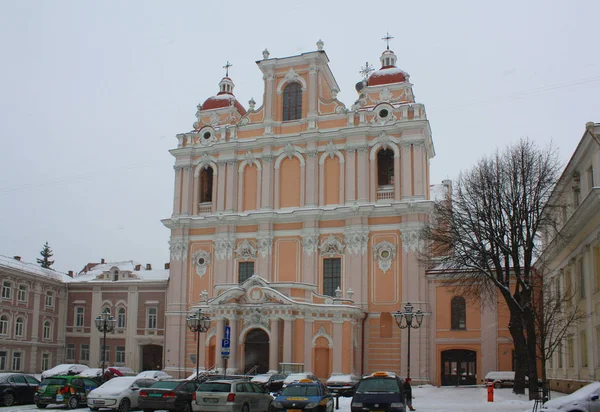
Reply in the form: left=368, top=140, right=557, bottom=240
left=324, top=157, right=340, bottom=205
left=274, top=238, right=301, bottom=282
left=242, top=165, right=258, bottom=211
left=279, top=157, right=301, bottom=208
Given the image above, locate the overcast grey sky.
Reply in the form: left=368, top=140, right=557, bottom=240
left=1, top=0, right=598, bottom=273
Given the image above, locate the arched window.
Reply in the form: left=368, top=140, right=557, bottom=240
left=113, top=270, right=119, bottom=281
left=283, top=82, right=302, bottom=121
left=15, top=317, right=24, bottom=337
left=200, top=167, right=214, bottom=203
left=0, top=315, right=8, bottom=335
left=451, top=297, right=466, bottom=330
left=43, top=320, right=51, bottom=339
left=117, top=308, right=126, bottom=328
left=377, top=149, right=394, bottom=186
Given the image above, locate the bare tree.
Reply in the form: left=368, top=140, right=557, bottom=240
left=421, top=139, right=563, bottom=397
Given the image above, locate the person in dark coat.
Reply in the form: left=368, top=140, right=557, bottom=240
left=403, top=377, right=415, bottom=411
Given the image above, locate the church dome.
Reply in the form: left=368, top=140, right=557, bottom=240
left=367, top=49, right=408, bottom=86
left=200, top=76, right=247, bottom=115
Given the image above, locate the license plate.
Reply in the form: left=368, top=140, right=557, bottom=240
left=56, top=395, right=64, bottom=401
left=288, top=409, right=302, bottom=412
left=204, top=398, right=218, bottom=403
left=149, top=393, right=163, bottom=397
left=93, top=400, right=105, bottom=404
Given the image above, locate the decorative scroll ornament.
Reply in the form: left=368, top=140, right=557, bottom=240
left=214, top=238, right=235, bottom=260
left=209, top=112, right=220, bottom=126
left=324, top=141, right=337, bottom=159
left=378, top=87, right=393, bottom=102
left=256, top=235, right=273, bottom=257
left=169, top=241, right=188, bottom=261
left=319, top=234, right=345, bottom=257
left=243, top=307, right=270, bottom=331
left=344, top=229, right=369, bottom=255
left=243, top=150, right=256, bottom=164
left=377, top=132, right=393, bottom=149
left=373, top=241, right=397, bottom=273
left=401, top=228, right=424, bottom=253
left=191, top=249, right=211, bottom=278
left=235, top=239, right=257, bottom=261
left=197, top=153, right=213, bottom=170
left=283, top=143, right=296, bottom=160
left=284, top=68, right=301, bottom=84
left=301, top=233, right=319, bottom=256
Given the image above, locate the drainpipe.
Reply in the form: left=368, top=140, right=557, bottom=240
left=361, top=313, right=368, bottom=375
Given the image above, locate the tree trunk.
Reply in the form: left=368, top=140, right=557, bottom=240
left=508, top=311, right=527, bottom=395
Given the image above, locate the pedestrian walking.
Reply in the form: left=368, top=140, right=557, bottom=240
left=403, top=377, right=415, bottom=411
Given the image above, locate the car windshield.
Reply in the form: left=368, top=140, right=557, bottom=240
left=357, top=378, right=400, bottom=393
left=40, top=378, right=67, bottom=386
left=197, top=382, right=231, bottom=392
left=282, top=385, right=320, bottom=396
left=150, top=381, right=180, bottom=389
left=99, top=377, right=137, bottom=388
left=285, top=374, right=308, bottom=383
left=252, top=374, right=271, bottom=383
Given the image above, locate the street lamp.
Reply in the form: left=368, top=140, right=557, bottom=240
left=95, top=310, right=116, bottom=380
left=393, top=302, right=424, bottom=379
left=187, top=309, right=211, bottom=380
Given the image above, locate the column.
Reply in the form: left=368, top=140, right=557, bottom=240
left=29, top=284, right=42, bottom=371
left=90, top=287, right=103, bottom=367
left=304, top=319, right=313, bottom=373
left=261, top=155, right=274, bottom=210
left=357, top=146, right=369, bottom=203
left=283, top=317, right=293, bottom=363
left=172, top=166, right=183, bottom=215
left=269, top=317, right=280, bottom=372
left=126, top=286, right=139, bottom=372
left=56, top=289, right=67, bottom=362
left=307, top=65, right=318, bottom=129
left=413, top=143, right=426, bottom=198
left=216, top=318, right=225, bottom=374
left=332, top=320, right=343, bottom=374
left=225, top=160, right=238, bottom=212
left=346, top=148, right=356, bottom=203
left=301, top=225, right=319, bottom=286
left=306, top=150, right=318, bottom=207
left=181, top=165, right=193, bottom=215
left=228, top=316, right=238, bottom=374
left=401, top=144, right=412, bottom=198
left=256, top=227, right=273, bottom=280
left=216, top=161, right=227, bottom=211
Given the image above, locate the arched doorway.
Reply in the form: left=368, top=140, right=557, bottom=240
left=141, top=345, right=163, bottom=371
left=441, top=349, right=477, bottom=386
left=244, top=329, right=269, bottom=374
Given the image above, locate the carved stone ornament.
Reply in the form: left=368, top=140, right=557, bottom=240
left=324, top=141, right=337, bottom=159
left=319, top=234, right=345, bottom=257
left=209, top=112, right=220, bottom=126
left=283, top=143, right=296, bottom=160
left=377, top=132, right=393, bottom=149
left=214, top=238, right=235, bottom=261
left=373, top=241, right=397, bottom=273
left=301, top=233, right=319, bottom=256
left=169, top=241, right=188, bottom=261
left=243, top=150, right=256, bottom=165
left=199, top=132, right=217, bottom=147
left=378, top=87, right=393, bottom=103
left=284, top=68, right=301, bottom=84
left=371, top=110, right=397, bottom=125
left=191, top=249, right=211, bottom=278
left=257, top=235, right=273, bottom=257
left=238, top=117, right=249, bottom=126
left=235, top=239, right=257, bottom=261
left=344, top=229, right=369, bottom=255
left=335, top=104, right=347, bottom=114
left=401, top=228, right=424, bottom=253
left=242, top=307, right=270, bottom=331
left=313, top=326, right=333, bottom=348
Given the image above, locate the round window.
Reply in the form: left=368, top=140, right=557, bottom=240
left=203, top=132, right=211, bottom=140
left=379, top=109, right=389, bottom=118
left=380, top=250, right=390, bottom=259
left=198, top=257, right=206, bottom=266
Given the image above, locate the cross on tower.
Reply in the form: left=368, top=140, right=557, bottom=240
left=382, top=32, right=394, bottom=50
left=223, top=61, right=233, bottom=77
left=359, top=62, right=374, bottom=79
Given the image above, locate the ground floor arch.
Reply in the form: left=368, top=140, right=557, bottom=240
left=244, top=328, right=269, bottom=374
left=141, top=344, right=163, bottom=372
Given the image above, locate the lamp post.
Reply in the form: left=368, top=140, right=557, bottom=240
left=187, top=309, right=211, bottom=380
left=393, top=302, right=424, bottom=379
left=95, top=311, right=116, bottom=381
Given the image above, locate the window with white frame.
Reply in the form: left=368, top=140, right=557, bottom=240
left=1, top=281, right=12, bottom=300
left=147, top=307, right=157, bottom=329
left=75, top=307, right=84, bottom=327
left=116, top=346, right=125, bottom=364
left=0, top=315, right=8, bottom=335
left=12, top=352, right=22, bottom=371
left=66, top=344, right=75, bottom=360
left=45, top=291, right=54, bottom=308
left=43, top=320, right=51, bottom=340
left=0, top=351, right=6, bottom=370
left=117, top=308, right=126, bottom=328
left=100, top=345, right=110, bottom=362
left=17, top=284, right=27, bottom=302
left=41, top=353, right=50, bottom=371
left=588, top=165, right=594, bottom=192
left=14, top=317, right=24, bottom=337
left=80, top=344, right=90, bottom=361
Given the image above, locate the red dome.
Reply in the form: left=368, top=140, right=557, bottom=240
left=201, top=92, right=247, bottom=115
left=368, top=67, right=407, bottom=86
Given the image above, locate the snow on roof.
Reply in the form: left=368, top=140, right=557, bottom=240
left=0, top=254, right=73, bottom=283
left=430, top=183, right=449, bottom=201
left=72, top=260, right=169, bottom=283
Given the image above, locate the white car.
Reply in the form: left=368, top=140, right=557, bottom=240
left=281, top=372, right=318, bottom=388
left=543, top=381, right=600, bottom=412
left=87, top=376, right=157, bottom=412
left=136, top=370, right=172, bottom=380
left=41, top=363, right=89, bottom=379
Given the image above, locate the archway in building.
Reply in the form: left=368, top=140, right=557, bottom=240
left=314, top=337, right=331, bottom=380
left=244, top=329, right=269, bottom=374
left=441, top=349, right=477, bottom=386
left=141, top=345, right=163, bottom=371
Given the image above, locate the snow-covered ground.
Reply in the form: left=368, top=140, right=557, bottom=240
left=5, top=385, right=564, bottom=412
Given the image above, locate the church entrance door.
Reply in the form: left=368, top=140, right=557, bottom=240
left=440, top=349, right=477, bottom=386
left=244, top=329, right=269, bottom=374
left=141, top=344, right=163, bottom=371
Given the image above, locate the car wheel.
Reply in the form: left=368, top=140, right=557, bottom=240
left=3, top=392, right=15, bottom=407
left=67, top=395, right=79, bottom=409
left=118, top=398, right=131, bottom=412
left=241, top=403, right=250, bottom=412
left=90, top=408, right=99, bottom=411
left=494, top=382, right=502, bottom=389
left=181, top=402, right=192, bottom=412
left=36, top=402, right=47, bottom=409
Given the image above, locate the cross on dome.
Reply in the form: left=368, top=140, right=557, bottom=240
left=359, top=62, right=374, bottom=79
left=382, top=32, right=394, bottom=50
left=223, top=61, right=233, bottom=77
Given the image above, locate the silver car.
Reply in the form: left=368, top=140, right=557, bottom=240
left=87, top=376, right=156, bottom=412
left=193, top=379, right=273, bottom=412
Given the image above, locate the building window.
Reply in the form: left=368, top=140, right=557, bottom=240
left=17, top=285, right=27, bottom=302
left=1, top=281, right=12, bottom=300
left=113, top=270, right=119, bottom=281
left=80, top=344, right=90, bottom=361
left=0, top=351, right=6, bottom=370
left=199, top=167, right=214, bottom=203
left=283, top=82, right=302, bottom=121
left=580, top=330, right=588, bottom=367
left=451, top=297, right=466, bottom=330
left=43, top=320, right=52, bottom=340
left=100, top=345, right=110, bottom=362
left=116, top=346, right=125, bottom=364
left=75, top=307, right=84, bottom=327
left=587, top=166, right=594, bottom=192
left=117, top=308, right=126, bottom=328
left=568, top=338, right=574, bottom=368
left=323, top=258, right=341, bottom=297
left=558, top=341, right=563, bottom=368
left=147, top=307, right=157, bottom=329
left=14, top=317, right=24, bottom=337
left=377, top=149, right=395, bottom=186
left=0, top=315, right=8, bottom=335
left=66, top=344, right=75, bottom=361
left=579, top=259, right=585, bottom=299
left=45, top=291, right=54, bottom=308
left=238, top=262, right=255, bottom=283
left=41, top=353, right=50, bottom=371
left=12, top=352, right=22, bottom=371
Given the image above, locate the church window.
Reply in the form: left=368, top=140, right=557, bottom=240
left=283, top=82, right=302, bottom=121
left=323, top=258, right=341, bottom=297
left=200, top=167, right=214, bottom=203
left=377, top=149, right=394, bottom=186
left=451, top=297, right=466, bottom=330
left=238, top=262, right=254, bottom=283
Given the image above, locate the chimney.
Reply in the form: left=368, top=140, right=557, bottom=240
left=135, top=264, right=141, bottom=271
left=68, top=270, right=74, bottom=277
left=13, top=256, right=21, bottom=261
left=146, top=264, right=152, bottom=270
left=101, top=258, right=105, bottom=264
left=164, top=263, right=170, bottom=270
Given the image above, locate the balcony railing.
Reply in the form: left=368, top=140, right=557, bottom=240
left=377, top=185, right=395, bottom=201
left=198, top=202, right=212, bottom=214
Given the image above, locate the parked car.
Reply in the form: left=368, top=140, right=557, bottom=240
left=351, top=371, right=406, bottom=412
left=87, top=376, right=157, bottom=412
left=250, top=373, right=287, bottom=393
left=0, top=373, right=40, bottom=407
left=325, top=373, right=360, bottom=397
left=542, top=381, right=600, bottom=412
left=138, top=379, right=200, bottom=412
left=136, top=370, right=172, bottom=380
left=34, top=375, right=100, bottom=409
left=40, top=364, right=89, bottom=379
left=111, top=367, right=136, bottom=377
left=484, top=371, right=517, bottom=389
left=281, top=373, right=318, bottom=389
left=271, top=379, right=333, bottom=412
left=193, top=379, right=273, bottom=412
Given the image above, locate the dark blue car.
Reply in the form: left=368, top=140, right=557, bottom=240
left=271, top=379, right=334, bottom=412
left=351, top=371, right=406, bottom=412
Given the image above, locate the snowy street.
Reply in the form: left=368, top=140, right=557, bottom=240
left=3, top=385, right=560, bottom=412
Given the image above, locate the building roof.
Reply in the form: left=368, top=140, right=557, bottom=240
left=201, top=92, right=247, bottom=114
left=368, top=67, right=407, bottom=86
left=0, top=254, right=73, bottom=283
left=72, top=260, right=169, bottom=283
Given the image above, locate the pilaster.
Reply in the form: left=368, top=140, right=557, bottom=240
left=217, top=161, right=227, bottom=211
left=303, top=318, right=313, bottom=373
left=269, top=317, right=280, bottom=372
left=401, top=143, right=412, bottom=198
left=357, top=146, right=369, bottom=203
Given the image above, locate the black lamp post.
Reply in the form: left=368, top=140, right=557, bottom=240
left=187, top=309, right=211, bottom=380
left=95, top=311, right=116, bottom=380
left=393, top=302, right=424, bottom=379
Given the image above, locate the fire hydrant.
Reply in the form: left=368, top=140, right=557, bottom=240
left=487, top=382, right=494, bottom=402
